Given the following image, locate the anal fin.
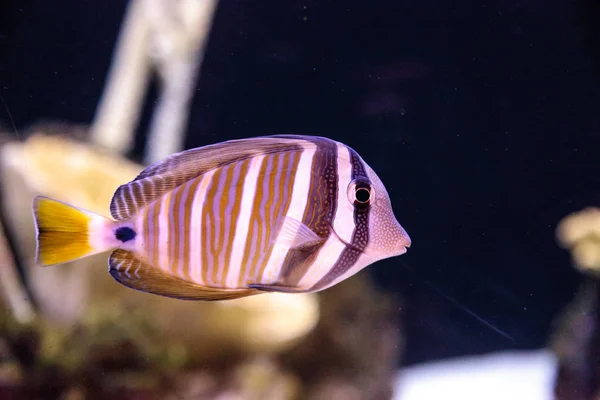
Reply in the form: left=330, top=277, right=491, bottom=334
left=108, top=250, right=259, bottom=301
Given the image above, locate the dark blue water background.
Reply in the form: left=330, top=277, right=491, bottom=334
left=1, top=0, right=599, bottom=366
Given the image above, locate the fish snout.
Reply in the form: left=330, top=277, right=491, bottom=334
left=396, top=228, right=411, bottom=254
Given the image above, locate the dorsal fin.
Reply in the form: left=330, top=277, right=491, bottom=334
left=108, top=249, right=260, bottom=301
left=109, top=135, right=311, bottom=220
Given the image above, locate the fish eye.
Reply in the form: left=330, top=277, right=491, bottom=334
left=355, top=187, right=371, bottom=203
left=347, top=179, right=373, bottom=206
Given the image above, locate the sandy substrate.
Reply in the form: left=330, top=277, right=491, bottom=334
left=394, top=350, right=556, bottom=400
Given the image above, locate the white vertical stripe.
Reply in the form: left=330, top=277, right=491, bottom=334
left=261, top=146, right=317, bottom=284
left=333, top=143, right=356, bottom=244
left=189, top=169, right=216, bottom=284
left=134, top=209, right=145, bottom=256
left=225, top=155, right=265, bottom=288
left=297, top=142, right=356, bottom=289
left=157, top=193, right=172, bottom=273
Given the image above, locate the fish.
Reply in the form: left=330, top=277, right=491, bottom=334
left=32, top=135, right=411, bottom=301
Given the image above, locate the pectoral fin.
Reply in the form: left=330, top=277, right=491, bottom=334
left=108, top=250, right=259, bottom=301
left=277, top=216, right=324, bottom=250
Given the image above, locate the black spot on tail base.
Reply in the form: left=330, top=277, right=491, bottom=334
left=115, top=226, right=136, bottom=242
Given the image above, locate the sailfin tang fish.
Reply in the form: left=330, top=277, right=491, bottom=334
left=32, top=135, right=411, bottom=301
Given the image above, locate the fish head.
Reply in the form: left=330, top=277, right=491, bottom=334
left=347, top=159, right=411, bottom=262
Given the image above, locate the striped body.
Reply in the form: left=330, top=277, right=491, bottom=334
left=128, top=137, right=378, bottom=292
left=32, top=134, right=411, bottom=301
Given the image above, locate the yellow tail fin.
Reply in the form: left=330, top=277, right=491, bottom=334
left=32, top=196, right=111, bottom=266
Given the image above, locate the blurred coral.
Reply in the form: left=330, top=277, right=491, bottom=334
left=0, top=126, right=144, bottom=323
left=556, top=207, right=600, bottom=275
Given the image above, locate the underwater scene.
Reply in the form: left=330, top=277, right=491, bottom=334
left=0, top=1, right=599, bottom=399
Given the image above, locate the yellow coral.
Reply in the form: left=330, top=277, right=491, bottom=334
left=556, top=207, right=600, bottom=274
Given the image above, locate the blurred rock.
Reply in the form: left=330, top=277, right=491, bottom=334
left=0, top=272, right=401, bottom=399
left=0, top=124, right=404, bottom=399
left=0, top=125, right=320, bottom=362
left=284, top=273, right=402, bottom=400
left=550, top=281, right=600, bottom=400
left=553, top=208, right=600, bottom=399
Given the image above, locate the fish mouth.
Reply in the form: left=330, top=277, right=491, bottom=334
left=397, top=229, right=412, bottom=254
left=386, top=232, right=410, bottom=257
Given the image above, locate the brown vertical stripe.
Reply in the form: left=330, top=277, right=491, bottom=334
left=151, top=198, right=161, bottom=266
left=131, top=181, right=142, bottom=211
left=220, top=159, right=251, bottom=286
left=256, top=150, right=301, bottom=281
left=250, top=153, right=282, bottom=280
left=212, top=164, right=235, bottom=284
left=162, top=191, right=173, bottom=271
left=182, top=177, right=203, bottom=281
left=201, top=166, right=224, bottom=284
left=169, top=185, right=185, bottom=276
